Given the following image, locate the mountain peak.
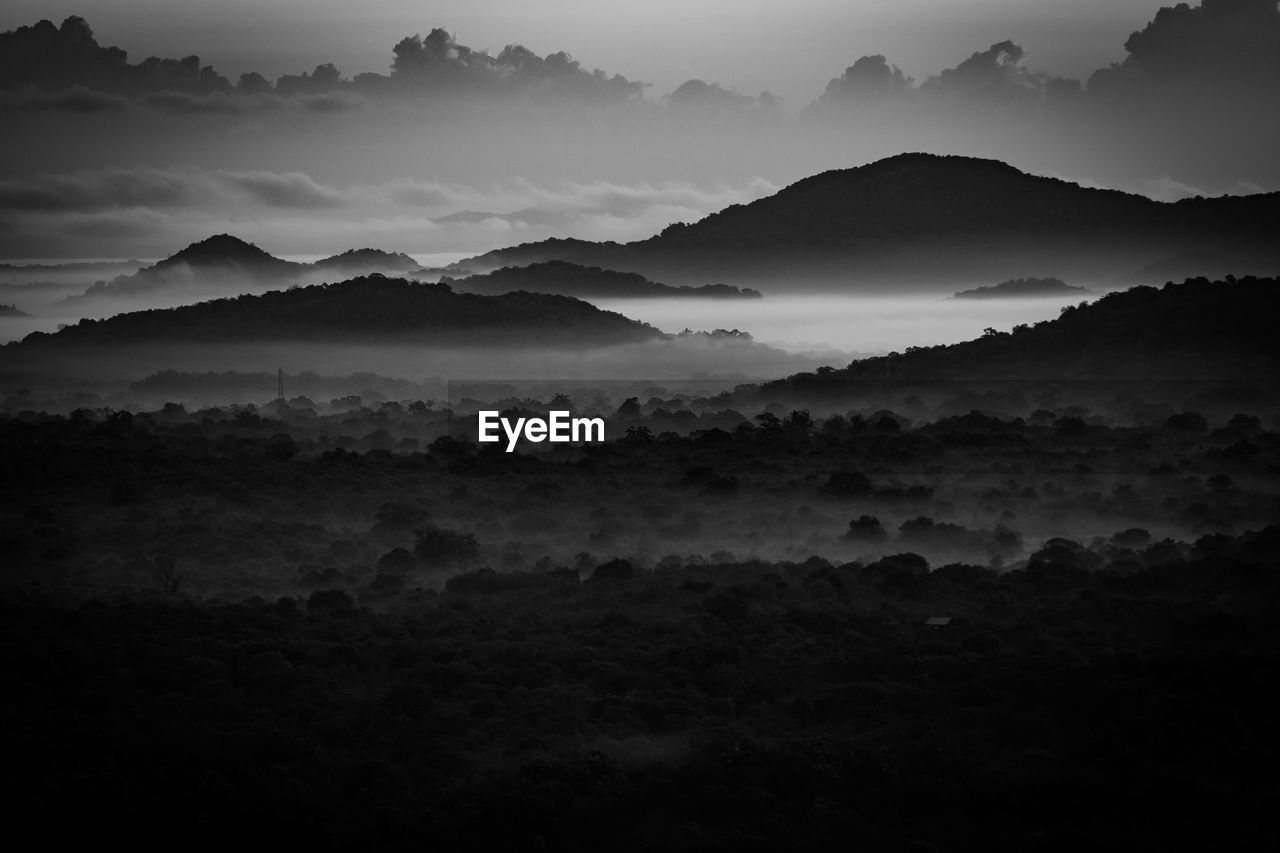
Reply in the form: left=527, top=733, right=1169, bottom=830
left=316, top=248, right=419, bottom=271
left=453, top=153, right=1280, bottom=289
left=157, top=234, right=288, bottom=270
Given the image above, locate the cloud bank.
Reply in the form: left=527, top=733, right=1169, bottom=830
left=0, top=1, right=1278, bottom=234
left=0, top=166, right=780, bottom=258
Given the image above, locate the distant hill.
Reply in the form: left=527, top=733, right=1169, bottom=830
left=0, top=259, right=144, bottom=286
left=314, top=248, right=419, bottom=274
left=0, top=303, right=30, bottom=317
left=150, top=234, right=299, bottom=276
left=951, top=277, right=1092, bottom=300
left=17, top=275, right=660, bottom=347
left=762, top=276, right=1280, bottom=384
left=443, top=261, right=761, bottom=299
left=448, top=154, right=1280, bottom=291
left=64, top=236, right=422, bottom=305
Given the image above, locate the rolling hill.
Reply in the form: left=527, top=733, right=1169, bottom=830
left=16, top=275, right=661, bottom=347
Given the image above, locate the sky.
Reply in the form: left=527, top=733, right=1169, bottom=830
left=0, top=0, right=1173, bottom=104
left=1, top=0, right=1277, bottom=259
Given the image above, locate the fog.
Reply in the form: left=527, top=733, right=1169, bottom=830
left=1, top=291, right=1096, bottom=373
left=592, top=293, right=1096, bottom=354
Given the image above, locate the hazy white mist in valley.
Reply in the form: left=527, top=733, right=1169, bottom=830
left=593, top=293, right=1095, bottom=355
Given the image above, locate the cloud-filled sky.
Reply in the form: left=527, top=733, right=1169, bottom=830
left=0, top=0, right=1174, bottom=105
left=1, top=1, right=1277, bottom=258
left=0, top=165, right=780, bottom=259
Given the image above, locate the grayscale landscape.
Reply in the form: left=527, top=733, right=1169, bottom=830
left=2, top=2, right=1279, bottom=850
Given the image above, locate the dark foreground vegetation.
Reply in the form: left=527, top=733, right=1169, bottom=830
left=1, top=381, right=1279, bottom=850
left=3, top=525, right=1278, bottom=851
left=2, top=275, right=1278, bottom=850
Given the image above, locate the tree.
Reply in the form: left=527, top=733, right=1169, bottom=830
left=154, top=554, right=181, bottom=595
left=821, top=469, right=873, bottom=498
left=616, top=397, right=642, bottom=418
left=844, top=515, right=888, bottom=542
left=784, top=410, right=814, bottom=432
left=265, top=432, right=298, bottom=461
left=414, top=525, right=480, bottom=568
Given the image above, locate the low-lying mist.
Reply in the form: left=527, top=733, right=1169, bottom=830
left=0, top=337, right=836, bottom=389
left=593, top=293, right=1100, bottom=353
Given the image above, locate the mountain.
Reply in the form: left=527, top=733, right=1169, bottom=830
left=314, top=248, right=419, bottom=274
left=151, top=234, right=301, bottom=276
left=763, top=275, right=1280, bottom=385
left=951, top=277, right=1093, bottom=300
left=0, top=304, right=30, bottom=317
left=443, top=261, right=761, bottom=299
left=447, top=154, right=1280, bottom=291
left=15, top=275, right=659, bottom=348
left=64, top=236, right=421, bottom=305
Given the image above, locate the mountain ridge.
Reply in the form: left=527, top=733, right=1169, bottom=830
left=65, top=236, right=422, bottom=304
left=446, top=154, right=1280, bottom=290
left=442, top=260, right=761, bottom=299
left=18, top=275, right=661, bottom=347
left=762, top=275, right=1280, bottom=385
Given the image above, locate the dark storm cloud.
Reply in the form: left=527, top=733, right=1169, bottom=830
left=811, top=0, right=1278, bottom=114
left=0, top=15, right=232, bottom=96
left=1088, top=0, right=1280, bottom=95
left=387, top=28, right=646, bottom=102
left=0, top=16, right=645, bottom=111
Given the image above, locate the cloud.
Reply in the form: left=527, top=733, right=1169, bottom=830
left=388, top=28, right=646, bottom=103
left=809, top=39, right=1081, bottom=119
left=0, top=85, right=128, bottom=113
left=0, top=16, right=232, bottom=97
left=297, top=91, right=365, bottom=112
left=667, top=80, right=777, bottom=116
left=1141, top=174, right=1267, bottom=201
left=1090, top=0, right=1280, bottom=94
left=0, top=168, right=196, bottom=212
left=142, top=91, right=246, bottom=115
left=810, top=1, right=1278, bottom=115
left=0, top=166, right=778, bottom=259
left=0, top=16, right=645, bottom=114
left=223, top=172, right=347, bottom=209
left=920, top=40, right=1076, bottom=105
left=813, top=56, right=913, bottom=108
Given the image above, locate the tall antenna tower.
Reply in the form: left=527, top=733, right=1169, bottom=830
left=276, top=367, right=285, bottom=409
